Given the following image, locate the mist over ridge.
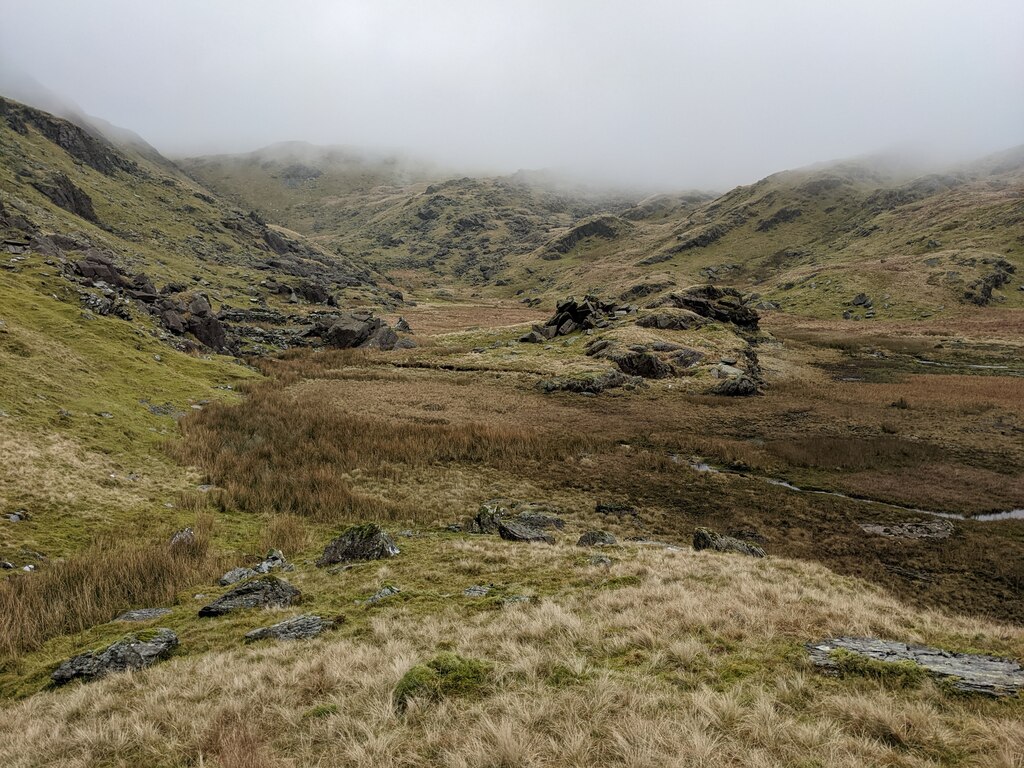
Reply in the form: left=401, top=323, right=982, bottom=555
left=2, top=0, right=1023, bottom=190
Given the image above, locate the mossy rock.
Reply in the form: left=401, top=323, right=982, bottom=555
left=393, top=652, right=492, bottom=711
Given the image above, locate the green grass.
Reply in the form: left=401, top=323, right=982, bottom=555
left=393, top=652, right=493, bottom=711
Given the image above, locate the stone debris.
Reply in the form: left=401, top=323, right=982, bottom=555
left=807, top=637, right=1024, bottom=696
left=577, top=530, right=617, bottom=547
left=463, top=585, right=491, bottom=597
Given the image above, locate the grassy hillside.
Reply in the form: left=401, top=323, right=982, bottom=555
left=186, top=143, right=1024, bottom=319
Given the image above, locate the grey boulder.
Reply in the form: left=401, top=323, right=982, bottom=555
left=693, top=527, right=766, bottom=558
left=317, top=523, right=399, bottom=567
left=52, top=629, right=178, bottom=685
left=198, top=575, right=301, bottom=617
left=244, top=614, right=335, bottom=642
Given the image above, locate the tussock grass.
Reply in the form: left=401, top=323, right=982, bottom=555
left=0, top=518, right=221, bottom=659
left=0, top=543, right=1021, bottom=767
left=171, top=372, right=596, bottom=523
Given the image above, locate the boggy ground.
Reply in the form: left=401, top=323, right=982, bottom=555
left=168, top=304, right=1024, bottom=625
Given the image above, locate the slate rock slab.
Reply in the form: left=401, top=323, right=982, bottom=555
left=52, top=629, right=178, bottom=685
left=114, top=608, right=172, bottom=622
left=317, top=523, right=399, bottom=567
left=497, top=520, right=554, bottom=544
left=693, top=527, right=766, bottom=557
left=464, top=585, right=491, bottom=597
left=244, top=614, right=335, bottom=642
left=198, top=575, right=301, bottom=617
left=363, top=585, right=400, bottom=604
left=808, top=637, right=1024, bottom=697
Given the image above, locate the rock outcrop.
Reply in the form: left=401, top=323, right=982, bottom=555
left=577, top=530, right=617, bottom=547
left=692, top=527, right=766, bottom=557
left=52, top=629, right=178, bottom=685
left=648, top=285, right=760, bottom=330
left=198, top=576, right=301, bottom=617
left=316, top=523, right=400, bottom=567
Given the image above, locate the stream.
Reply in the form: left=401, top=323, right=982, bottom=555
left=680, top=459, right=1024, bottom=522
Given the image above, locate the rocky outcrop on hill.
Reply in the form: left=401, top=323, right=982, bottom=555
left=543, top=215, right=630, bottom=259
left=519, top=296, right=633, bottom=343
left=648, top=285, right=760, bottom=330
left=32, top=173, right=100, bottom=224
left=52, top=629, right=178, bottom=685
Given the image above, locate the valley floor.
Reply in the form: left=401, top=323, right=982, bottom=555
left=1, top=300, right=1023, bottom=767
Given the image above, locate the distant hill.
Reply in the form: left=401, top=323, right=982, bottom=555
left=185, top=141, right=1024, bottom=317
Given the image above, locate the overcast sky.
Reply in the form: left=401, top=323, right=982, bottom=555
left=1, top=0, right=1022, bottom=189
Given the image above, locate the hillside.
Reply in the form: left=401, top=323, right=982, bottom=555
left=2, top=97, right=1023, bottom=768
left=186, top=144, right=1024, bottom=320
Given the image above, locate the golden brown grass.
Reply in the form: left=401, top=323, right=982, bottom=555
left=0, top=541, right=1020, bottom=767
left=0, top=516, right=221, bottom=659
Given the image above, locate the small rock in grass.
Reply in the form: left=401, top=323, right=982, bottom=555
left=692, top=527, right=766, bottom=558
left=115, top=608, right=172, bottom=622
left=463, top=585, right=491, bottom=597
left=577, top=530, right=617, bottom=547
left=244, top=614, right=335, bottom=642
left=363, top=585, right=400, bottom=604
left=497, top=520, right=554, bottom=544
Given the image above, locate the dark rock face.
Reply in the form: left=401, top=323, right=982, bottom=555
left=692, top=527, right=766, bottom=557
left=74, top=249, right=130, bottom=287
left=316, top=523, right=399, bottom=567
left=497, top=520, right=554, bottom=544
left=577, top=530, right=617, bottom=547
left=0, top=97, right=136, bottom=176
left=33, top=173, right=100, bottom=224
left=320, top=312, right=390, bottom=349
left=756, top=206, right=803, bottom=232
left=651, top=286, right=760, bottom=330
left=187, top=314, right=227, bottom=351
left=523, top=296, right=632, bottom=343
left=52, top=629, right=178, bottom=685
left=807, top=637, right=1024, bottom=697
left=244, top=614, right=335, bottom=642
left=548, top=215, right=628, bottom=255
left=198, top=576, right=301, bottom=617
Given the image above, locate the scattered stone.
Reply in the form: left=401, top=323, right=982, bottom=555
left=316, top=523, right=399, bottom=567
left=363, top=585, right=400, bottom=604
left=807, top=637, right=1024, bottom=696
left=52, top=629, right=178, bottom=685
left=463, top=585, right=491, bottom=597
left=114, top=608, right=172, bottom=622
left=589, top=555, right=612, bottom=567
left=859, top=520, right=954, bottom=540
left=395, top=316, right=412, bottom=333
left=244, top=614, right=335, bottom=642
left=497, top=520, right=554, bottom=544
left=501, top=595, right=534, bottom=605
left=577, top=530, right=617, bottom=547
left=198, top=575, right=301, bottom=617
left=0, top=560, right=14, bottom=569
left=692, top=527, right=766, bottom=557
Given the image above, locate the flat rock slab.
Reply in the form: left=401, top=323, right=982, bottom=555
left=199, top=575, right=301, bottom=617
left=808, top=637, right=1024, bottom=697
left=859, top=520, right=954, bottom=539
left=114, top=608, right=172, bottom=622
left=498, top=520, right=554, bottom=544
left=245, top=614, right=334, bottom=642
left=52, top=629, right=178, bottom=685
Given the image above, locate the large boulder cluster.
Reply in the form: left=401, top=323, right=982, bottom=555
left=519, top=296, right=635, bottom=343
left=646, top=285, right=760, bottom=330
